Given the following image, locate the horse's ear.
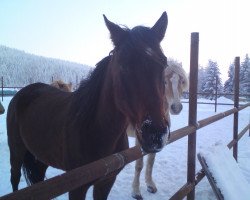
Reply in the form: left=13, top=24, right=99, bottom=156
left=151, top=11, right=168, bottom=42
left=103, top=14, right=127, bottom=47
left=69, top=82, right=73, bottom=90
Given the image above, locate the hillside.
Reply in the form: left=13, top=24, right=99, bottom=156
left=0, top=45, right=91, bottom=87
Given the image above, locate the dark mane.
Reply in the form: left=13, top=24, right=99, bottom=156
left=70, top=56, right=111, bottom=126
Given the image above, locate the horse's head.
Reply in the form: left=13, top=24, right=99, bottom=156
left=51, top=80, right=73, bottom=92
left=103, top=12, right=169, bottom=153
left=164, top=62, right=189, bottom=115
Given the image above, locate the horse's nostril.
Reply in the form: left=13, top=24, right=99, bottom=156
left=170, top=103, right=183, bottom=115
left=171, top=104, right=176, bottom=111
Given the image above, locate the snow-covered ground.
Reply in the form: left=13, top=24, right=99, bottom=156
left=0, top=96, right=249, bottom=200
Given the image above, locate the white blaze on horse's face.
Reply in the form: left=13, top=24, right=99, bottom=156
left=166, top=73, right=183, bottom=115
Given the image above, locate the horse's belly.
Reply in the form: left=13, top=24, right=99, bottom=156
left=19, top=110, right=67, bottom=170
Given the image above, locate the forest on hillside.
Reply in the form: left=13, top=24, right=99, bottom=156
left=1, top=45, right=249, bottom=101
left=0, top=45, right=91, bottom=88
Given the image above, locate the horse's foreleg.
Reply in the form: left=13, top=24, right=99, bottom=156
left=93, top=176, right=116, bottom=200
left=132, top=157, right=144, bottom=200
left=145, top=153, right=157, bottom=193
left=132, top=139, right=144, bottom=200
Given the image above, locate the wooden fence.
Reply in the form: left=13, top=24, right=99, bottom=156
left=0, top=76, right=82, bottom=101
left=1, top=80, right=250, bottom=112
left=0, top=32, right=249, bottom=200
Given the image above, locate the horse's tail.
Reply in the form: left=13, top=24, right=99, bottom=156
left=22, top=151, right=45, bottom=186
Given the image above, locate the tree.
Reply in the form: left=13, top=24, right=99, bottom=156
left=240, top=54, right=250, bottom=100
left=223, top=54, right=250, bottom=100
left=197, top=66, right=206, bottom=98
left=0, top=45, right=91, bottom=87
left=223, top=63, right=234, bottom=99
left=201, top=60, right=223, bottom=100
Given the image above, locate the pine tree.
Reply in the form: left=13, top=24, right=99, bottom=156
left=197, top=66, right=206, bottom=98
left=224, top=54, right=250, bottom=101
left=223, top=63, right=234, bottom=99
left=240, top=54, right=250, bottom=100
left=201, top=60, right=223, bottom=100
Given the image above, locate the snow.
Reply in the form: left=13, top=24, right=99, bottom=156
left=0, top=97, right=249, bottom=200
left=199, top=143, right=250, bottom=200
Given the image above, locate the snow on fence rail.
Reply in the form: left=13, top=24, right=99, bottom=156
left=0, top=33, right=249, bottom=200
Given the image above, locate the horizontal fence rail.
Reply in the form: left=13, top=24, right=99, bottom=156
left=0, top=146, right=143, bottom=200
left=169, top=122, right=250, bottom=200
left=167, top=103, right=250, bottom=145
left=227, top=124, right=250, bottom=149
left=0, top=102, right=249, bottom=200
left=185, top=92, right=250, bottom=97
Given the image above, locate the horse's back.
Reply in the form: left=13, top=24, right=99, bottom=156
left=7, top=82, right=72, bottom=169
left=11, top=83, right=61, bottom=116
left=7, top=83, right=49, bottom=134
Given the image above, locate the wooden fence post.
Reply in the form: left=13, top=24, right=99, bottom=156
left=233, top=57, right=240, bottom=161
left=187, top=32, right=199, bottom=200
left=215, top=76, right=218, bottom=112
left=1, top=77, right=3, bottom=101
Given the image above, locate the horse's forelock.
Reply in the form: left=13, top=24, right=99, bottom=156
left=51, top=80, right=72, bottom=92
left=129, top=27, right=167, bottom=64
left=165, top=63, right=189, bottom=91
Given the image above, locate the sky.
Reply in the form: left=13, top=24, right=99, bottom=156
left=0, top=0, right=249, bottom=83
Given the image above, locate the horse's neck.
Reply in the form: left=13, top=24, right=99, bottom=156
left=71, top=56, right=127, bottom=134
left=97, top=76, right=127, bottom=134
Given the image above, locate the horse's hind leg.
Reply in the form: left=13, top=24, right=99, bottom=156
left=35, top=160, right=48, bottom=182
left=145, top=153, right=157, bottom=193
left=132, top=138, right=144, bottom=199
left=7, top=102, right=29, bottom=191
left=9, top=142, right=26, bottom=191
left=93, top=176, right=116, bottom=200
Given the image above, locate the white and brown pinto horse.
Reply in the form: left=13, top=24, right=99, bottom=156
left=129, top=61, right=189, bottom=199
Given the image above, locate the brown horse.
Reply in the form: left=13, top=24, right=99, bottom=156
left=7, top=12, right=169, bottom=200
left=51, top=80, right=73, bottom=92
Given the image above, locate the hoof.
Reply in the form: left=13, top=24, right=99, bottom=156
left=132, top=193, right=143, bottom=200
left=147, top=186, right=157, bottom=193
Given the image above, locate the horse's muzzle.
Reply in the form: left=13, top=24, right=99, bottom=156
left=170, top=102, right=183, bottom=115
left=139, top=119, right=169, bottom=153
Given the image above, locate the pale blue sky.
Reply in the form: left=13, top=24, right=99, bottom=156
left=0, top=0, right=249, bottom=82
